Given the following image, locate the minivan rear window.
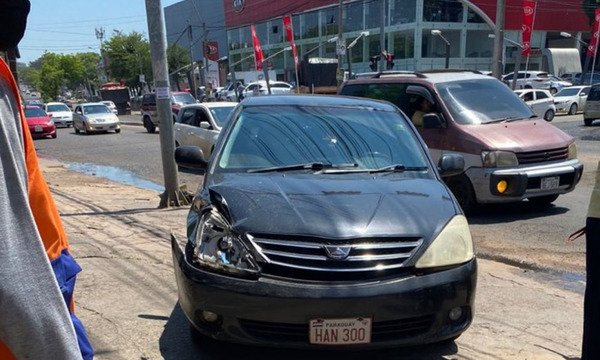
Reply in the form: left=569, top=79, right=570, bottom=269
left=587, top=86, right=600, bottom=101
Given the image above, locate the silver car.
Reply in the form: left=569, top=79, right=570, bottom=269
left=553, top=86, right=590, bottom=115
left=174, top=102, right=237, bottom=157
left=73, top=103, right=121, bottom=134
left=514, top=89, right=556, bottom=121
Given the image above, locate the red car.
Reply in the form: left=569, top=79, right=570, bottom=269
left=24, top=105, right=56, bottom=139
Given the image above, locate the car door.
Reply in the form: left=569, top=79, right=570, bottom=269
left=175, top=107, right=196, bottom=146
left=580, top=86, right=591, bottom=109
left=192, top=107, right=219, bottom=156
left=73, top=106, right=82, bottom=129
left=533, top=90, right=551, bottom=116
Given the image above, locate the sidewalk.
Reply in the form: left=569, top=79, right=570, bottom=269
left=39, top=157, right=584, bottom=359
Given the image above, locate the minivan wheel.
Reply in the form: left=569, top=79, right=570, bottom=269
left=143, top=117, right=156, bottom=133
left=528, top=194, right=559, bottom=205
left=584, top=118, right=594, bottom=126
left=568, top=103, right=578, bottom=115
left=544, top=109, right=554, bottom=121
left=445, top=174, right=477, bottom=215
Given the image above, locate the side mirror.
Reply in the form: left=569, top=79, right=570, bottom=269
left=423, top=113, right=444, bottom=129
left=438, top=153, right=464, bottom=177
left=175, top=145, right=208, bottom=171
left=200, top=121, right=211, bottom=129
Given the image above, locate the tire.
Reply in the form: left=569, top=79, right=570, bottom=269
left=445, top=174, right=477, bottom=215
left=585, top=118, right=594, bottom=126
left=82, top=125, right=89, bottom=135
left=51, top=133, right=57, bottom=139
left=143, top=116, right=156, bottom=133
left=74, top=126, right=80, bottom=134
left=528, top=194, right=559, bottom=205
left=568, top=103, right=577, bottom=115
left=544, top=109, right=554, bottom=122
left=115, top=128, right=121, bottom=134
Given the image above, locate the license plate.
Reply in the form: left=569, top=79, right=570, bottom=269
left=309, top=317, right=372, bottom=345
left=34, top=125, right=43, bottom=132
left=541, top=176, right=560, bottom=190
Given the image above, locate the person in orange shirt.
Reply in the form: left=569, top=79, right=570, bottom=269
left=0, top=1, right=93, bottom=358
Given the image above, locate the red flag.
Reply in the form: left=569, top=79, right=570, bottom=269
left=282, top=15, right=298, bottom=68
left=250, top=25, right=264, bottom=71
left=521, top=0, right=536, bottom=56
left=588, top=9, right=600, bottom=57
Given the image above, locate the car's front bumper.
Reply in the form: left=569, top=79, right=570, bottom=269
left=87, top=121, right=120, bottom=132
left=467, top=159, right=584, bottom=203
left=171, top=234, right=477, bottom=349
left=51, top=117, right=73, bottom=126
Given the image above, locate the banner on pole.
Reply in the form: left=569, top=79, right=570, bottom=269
left=251, top=24, right=264, bottom=71
left=521, top=0, right=536, bottom=57
left=282, top=15, right=298, bottom=68
left=587, top=9, right=600, bottom=57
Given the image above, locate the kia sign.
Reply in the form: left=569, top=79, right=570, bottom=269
left=233, top=0, right=244, bottom=12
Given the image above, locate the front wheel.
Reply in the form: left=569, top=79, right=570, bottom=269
left=585, top=118, right=594, bottom=126
left=74, top=126, right=80, bottom=134
left=568, top=103, right=578, bottom=115
left=544, top=109, right=555, bottom=122
left=115, top=128, right=121, bottom=134
left=445, top=174, right=477, bottom=215
left=143, top=117, right=156, bottom=133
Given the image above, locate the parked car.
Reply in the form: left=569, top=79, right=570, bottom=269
left=560, top=72, right=581, bottom=83
left=572, top=72, right=600, bottom=85
left=25, top=99, right=44, bottom=108
left=24, top=105, right=56, bottom=139
left=220, top=81, right=245, bottom=101
left=174, top=102, right=237, bottom=157
left=502, top=71, right=570, bottom=94
left=140, top=91, right=197, bottom=133
left=339, top=70, right=583, bottom=213
left=73, top=103, right=120, bottom=135
left=172, top=94, right=475, bottom=348
left=513, top=89, right=556, bottom=121
left=547, top=75, right=572, bottom=94
left=44, top=101, right=73, bottom=127
left=553, top=85, right=591, bottom=115
left=242, top=80, right=294, bottom=98
left=583, top=83, right=600, bottom=126
left=100, top=100, right=118, bottom=115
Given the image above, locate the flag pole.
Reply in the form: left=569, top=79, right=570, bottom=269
left=592, top=22, right=600, bottom=84
left=524, top=1, right=537, bottom=73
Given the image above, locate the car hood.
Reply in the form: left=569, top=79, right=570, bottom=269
left=26, top=116, right=51, bottom=125
left=461, top=119, right=573, bottom=152
left=48, top=111, right=72, bottom=117
left=86, top=113, right=117, bottom=120
left=553, top=95, right=578, bottom=101
left=205, top=173, right=458, bottom=240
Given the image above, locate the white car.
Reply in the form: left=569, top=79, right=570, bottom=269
left=553, top=85, right=591, bottom=115
left=503, top=71, right=571, bottom=94
left=242, top=81, right=294, bottom=98
left=73, top=103, right=121, bottom=134
left=44, top=102, right=73, bottom=127
left=174, top=102, right=237, bottom=158
left=100, top=100, right=118, bottom=115
left=514, top=89, right=556, bottom=121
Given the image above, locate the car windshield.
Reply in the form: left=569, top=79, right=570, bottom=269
left=172, top=93, right=196, bottom=104
left=555, top=88, right=581, bottom=97
left=209, top=106, right=235, bottom=127
left=436, top=78, right=535, bottom=124
left=271, top=83, right=291, bottom=88
left=217, top=105, right=430, bottom=173
left=83, top=105, right=111, bottom=114
left=47, top=104, right=70, bottom=112
left=25, top=107, right=47, bottom=117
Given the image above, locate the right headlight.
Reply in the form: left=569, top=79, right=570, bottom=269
left=481, top=150, right=518, bottom=167
left=415, top=215, right=474, bottom=269
left=567, top=142, right=577, bottom=160
left=192, top=208, right=261, bottom=277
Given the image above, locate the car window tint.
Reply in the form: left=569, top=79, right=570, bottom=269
left=25, top=107, right=47, bottom=117
left=218, top=105, right=429, bottom=172
left=536, top=91, right=548, bottom=99
left=180, top=109, right=195, bottom=125
left=196, top=109, right=210, bottom=126
left=210, top=106, right=235, bottom=127
left=339, top=83, right=408, bottom=113
left=588, top=86, right=600, bottom=101
left=47, top=104, right=70, bottom=112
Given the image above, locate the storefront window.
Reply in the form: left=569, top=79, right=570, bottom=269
left=240, top=25, right=252, bottom=49
left=422, top=30, right=460, bottom=57
left=367, top=34, right=388, bottom=59
left=392, top=30, right=414, bottom=59
left=423, top=0, right=463, bottom=23
left=345, top=1, right=364, bottom=32
left=349, top=36, right=364, bottom=63
left=228, top=29, right=240, bottom=50
left=321, top=7, right=338, bottom=37
left=467, top=8, right=485, bottom=23
left=255, top=22, right=268, bottom=45
left=391, top=0, right=416, bottom=25
left=302, top=11, right=319, bottom=39
left=466, top=31, right=493, bottom=58
left=365, top=0, right=383, bottom=29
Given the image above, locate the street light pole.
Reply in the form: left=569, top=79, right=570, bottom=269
left=431, top=30, right=450, bottom=69
left=260, top=46, right=292, bottom=94
left=560, top=32, right=590, bottom=85
left=346, top=31, right=369, bottom=79
left=489, top=34, right=523, bottom=89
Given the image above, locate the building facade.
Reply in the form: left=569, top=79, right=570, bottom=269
left=166, top=0, right=596, bottom=84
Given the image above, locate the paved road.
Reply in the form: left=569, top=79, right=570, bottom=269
left=32, top=113, right=599, bottom=275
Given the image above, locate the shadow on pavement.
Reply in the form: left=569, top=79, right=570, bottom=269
left=159, top=303, right=459, bottom=360
left=467, top=202, right=569, bottom=225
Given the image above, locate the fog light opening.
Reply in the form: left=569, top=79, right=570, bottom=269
left=496, top=179, right=508, bottom=194
left=201, top=310, right=219, bottom=323
left=448, top=307, right=463, bottom=322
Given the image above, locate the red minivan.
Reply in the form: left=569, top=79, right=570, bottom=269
left=339, top=70, right=584, bottom=213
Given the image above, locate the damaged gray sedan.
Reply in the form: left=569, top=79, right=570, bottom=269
left=172, top=95, right=476, bottom=349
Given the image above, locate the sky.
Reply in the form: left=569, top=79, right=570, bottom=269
left=18, top=0, right=181, bottom=65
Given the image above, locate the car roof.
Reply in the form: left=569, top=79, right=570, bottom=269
left=25, top=105, right=45, bottom=110
left=78, top=102, right=108, bottom=106
left=242, top=94, right=398, bottom=111
left=180, top=102, right=238, bottom=110
left=345, top=69, right=494, bottom=86
left=45, top=101, right=68, bottom=105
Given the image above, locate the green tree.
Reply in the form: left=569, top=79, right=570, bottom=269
left=38, top=53, right=64, bottom=102
left=102, top=31, right=152, bottom=93
left=167, top=43, right=191, bottom=91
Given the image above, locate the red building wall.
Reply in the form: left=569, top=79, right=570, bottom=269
left=224, top=0, right=593, bottom=33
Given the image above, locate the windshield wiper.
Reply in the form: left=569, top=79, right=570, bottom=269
left=247, top=162, right=357, bottom=173
left=368, top=164, right=428, bottom=174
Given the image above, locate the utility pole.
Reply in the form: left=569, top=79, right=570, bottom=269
left=187, top=21, right=197, bottom=98
left=203, top=22, right=209, bottom=86
left=144, top=0, right=188, bottom=207
left=95, top=27, right=107, bottom=81
left=379, top=0, right=385, bottom=72
left=336, top=0, right=345, bottom=88
left=492, top=0, right=506, bottom=79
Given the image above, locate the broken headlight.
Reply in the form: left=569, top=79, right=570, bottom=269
left=193, top=208, right=260, bottom=277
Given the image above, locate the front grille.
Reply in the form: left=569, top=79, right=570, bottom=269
left=516, top=147, right=568, bottom=164
left=239, top=316, right=434, bottom=343
left=247, top=234, right=422, bottom=281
